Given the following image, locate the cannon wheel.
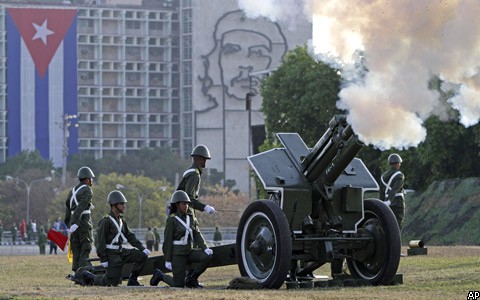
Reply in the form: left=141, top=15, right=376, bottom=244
left=346, top=199, right=401, bottom=285
left=236, top=200, right=292, bottom=289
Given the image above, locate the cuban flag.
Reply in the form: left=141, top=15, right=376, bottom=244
left=6, top=8, right=78, bottom=166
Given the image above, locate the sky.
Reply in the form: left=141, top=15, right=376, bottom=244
left=237, top=0, right=480, bottom=150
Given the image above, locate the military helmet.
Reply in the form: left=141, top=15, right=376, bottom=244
left=191, top=144, right=211, bottom=159
left=77, top=166, right=95, bottom=179
left=107, top=190, right=127, bottom=205
left=388, top=153, right=403, bottom=164
left=171, top=190, right=191, bottom=204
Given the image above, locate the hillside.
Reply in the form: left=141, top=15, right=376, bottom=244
left=402, top=177, right=480, bottom=245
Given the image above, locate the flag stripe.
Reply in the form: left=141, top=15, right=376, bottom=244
left=6, top=12, right=21, bottom=156
left=63, top=15, right=78, bottom=156
left=21, top=40, right=36, bottom=151
left=49, top=42, right=64, bottom=166
left=35, top=67, right=50, bottom=159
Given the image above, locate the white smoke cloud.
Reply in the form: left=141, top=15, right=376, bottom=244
left=237, top=0, right=309, bottom=30
left=237, top=0, right=480, bottom=150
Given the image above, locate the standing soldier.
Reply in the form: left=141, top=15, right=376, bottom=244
left=380, top=153, right=406, bottom=229
left=65, top=166, right=95, bottom=273
left=153, top=227, right=160, bottom=251
left=10, top=223, right=17, bottom=245
left=150, top=191, right=213, bottom=288
left=177, top=145, right=216, bottom=219
left=145, top=227, right=155, bottom=251
left=213, top=226, right=222, bottom=246
left=79, top=190, right=150, bottom=286
left=38, top=228, right=47, bottom=255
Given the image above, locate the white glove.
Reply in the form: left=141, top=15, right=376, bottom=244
left=143, top=249, right=151, bottom=256
left=100, top=262, right=108, bottom=268
left=204, top=205, right=216, bottom=214
left=165, top=261, right=172, bottom=270
left=384, top=200, right=391, bottom=206
left=204, top=248, right=213, bottom=256
left=68, top=224, right=78, bottom=234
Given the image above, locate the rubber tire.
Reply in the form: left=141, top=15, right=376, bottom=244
left=236, top=200, right=292, bottom=289
left=347, top=199, right=401, bottom=285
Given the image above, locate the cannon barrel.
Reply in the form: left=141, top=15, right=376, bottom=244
left=301, top=115, right=363, bottom=193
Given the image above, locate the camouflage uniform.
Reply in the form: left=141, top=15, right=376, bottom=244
left=94, top=211, right=147, bottom=286
left=64, top=182, right=94, bottom=272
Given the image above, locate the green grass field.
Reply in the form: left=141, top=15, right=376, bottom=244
left=0, top=246, right=479, bottom=299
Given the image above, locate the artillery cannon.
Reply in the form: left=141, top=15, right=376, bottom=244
left=110, top=115, right=399, bottom=289
left=237, top=114, right=401, bottom=288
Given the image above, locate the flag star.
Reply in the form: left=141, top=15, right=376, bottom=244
left=32, top=19, right=54, bottom=45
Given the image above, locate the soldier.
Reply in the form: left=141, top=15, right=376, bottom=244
left=79, top=190, right=150, bottom=286
left=153, top=227, right=160, bottom=251
left=150, top=190, right=213, bottom=288
left=10, top=223, right=17, bottom=245
left=64, top=166, right=95, bottom=273
left=176, top=145, right=216, bottom=218
left=213, top=226, right=222, bottom=246
left=380, top=153, right=406, bottom=229
left=38, top=228, right=47, bottom=255
left=145, top=227, right=155, bottom=251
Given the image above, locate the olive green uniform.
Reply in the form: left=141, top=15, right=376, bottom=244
left=162, top=210, right=212, bottom=287
left=38, top=229, right=47, bottom=255
left=11, top=225, right=17, bottom=245
left=380, top=168, right=405, bottom=229
left=94, top=211, right=147, bottom=286
left=145, top=229, right=155, bottom=251
left=153, top=228, right=160, bottom=251
left=213, top=227, right=222, bottom=246
left=177, top=164, right=207, bottom=217
left=64, top=183, right=94, bottom=272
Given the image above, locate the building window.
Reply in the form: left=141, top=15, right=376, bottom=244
left=183, top=87, right=192, bottom=111
left=183, top=35, right=191, bottom=59
left=126, top=20, right=140, bottom=29
left=182, top=9, right=192, bottom=34
left=183, top=114, right=192, bottom=138
left=182, top=62, right=192, bottom=86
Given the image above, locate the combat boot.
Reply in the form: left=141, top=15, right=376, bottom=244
left=80, top=270, right=96, bottom=286
left=185, top=276, right=204, bottom=288
left=127, top=276, right=143, bottom=286
left=150, top=269, right=165, bottom=286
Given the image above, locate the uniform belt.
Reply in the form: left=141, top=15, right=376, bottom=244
left=71, top=210, right=91, bottom=215
left=106, top=244, right=122, bottom=250
left=173, top=240, right=188, bottom=245
left=395, top=193, right=404, bottom=197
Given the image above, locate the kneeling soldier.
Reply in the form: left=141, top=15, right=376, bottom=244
left=150, top=190, right=213, bottom=288
left=80, top=190, right=151, bottom=286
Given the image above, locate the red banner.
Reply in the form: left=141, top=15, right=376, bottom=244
left=47, top=229, right=68, bottom=251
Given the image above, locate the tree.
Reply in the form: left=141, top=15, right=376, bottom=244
left=0, top=150, right=53, bottom=180
left=0, top=169, right=56, bottom=229
left=260, top=45, right=342, bottom=146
